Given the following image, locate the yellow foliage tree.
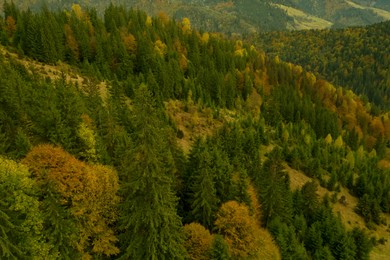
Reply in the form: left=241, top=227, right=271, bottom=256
left=201, top=32, right=210, bottom=44
left=234, top=40, right=247, bottom=57
left=334, top=135, right=344, bottom=148
left=214, top=201, right=262, bottom=258
left=121, top=29, right=137, bottom=54
left=325, top=134, right=333, bottom=145
left=145, top=15, right=153, bottom=27
left=77, top=114, right=98, bottom=162
left=71, top=4, right=84, bottom=20
left=154, top=39, right=167, bottom=57
left=183, top=223, right=214, bottom=260
left=182, top=17, right=191, bottom=34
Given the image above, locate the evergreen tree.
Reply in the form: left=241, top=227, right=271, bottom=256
left=210, top=235, right=230, bottom=260
left=119, top=85, right=186, bottom=259
left=351, top=228, right=372, bottom=260
left=259, top=151, right=293, bottom=227
left=190, top=149, right=219, bottom=229
left=40, top=183, right=79, bottom=259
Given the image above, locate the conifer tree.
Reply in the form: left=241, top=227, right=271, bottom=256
left=190, top=147, right=219, bottom=229
left=40, top=183, right=79, bottom=259
left=210, top=235, right=230, bottom=260
left=259, top=152, right=293, bottom=227
left=119, top=85, right=186, bottom=259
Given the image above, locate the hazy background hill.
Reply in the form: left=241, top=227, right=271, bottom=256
left=274, top=0, right=390, bottom=28
left=1, top=0, right=390, bottom=33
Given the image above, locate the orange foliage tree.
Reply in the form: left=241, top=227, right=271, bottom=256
left=22, top=144, right=120, bottom=258
left=5, top=16, right=16, bottom=38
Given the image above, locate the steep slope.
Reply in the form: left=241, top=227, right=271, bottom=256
left=275, top=0, right=390, bottom=27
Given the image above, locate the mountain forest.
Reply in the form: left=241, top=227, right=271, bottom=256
left=0, top=1, right=390, bottom=259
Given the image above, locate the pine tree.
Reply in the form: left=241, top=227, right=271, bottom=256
left=119, top=85, right=186, bottom=259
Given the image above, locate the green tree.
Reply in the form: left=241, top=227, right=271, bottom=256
left=189, top=144, right=219, bottom=229
left=190, top=161, right=219, bottom=229
left=0, top=156, right=51, bottom=258
left=351, top=228, right=372, bottom=260
left=119, top=85, right=186, bottom=259
left=39, top=182, right=80, bottom=259
left=210, top=235, right=230, bottom=260
left=259, top=152, right=293, bottom=227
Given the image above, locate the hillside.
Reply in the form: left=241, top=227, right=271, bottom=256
left=2, top=0, right=390, bottom=34
left=0, top=4, right=390, bottom=259
left=275, top=0, right=390, bottom=27
left=258, top=20, right=390, bottom=110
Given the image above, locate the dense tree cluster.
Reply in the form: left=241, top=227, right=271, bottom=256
left=0, top=3, right=388, bottom=259
left=259, top=21, right=390, bottom=110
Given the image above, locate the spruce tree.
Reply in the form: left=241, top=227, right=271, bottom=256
left=190, top=147, right=219, bottom=229
left=119, top=85, right=186, bottom=259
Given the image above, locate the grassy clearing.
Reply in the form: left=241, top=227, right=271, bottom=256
left=273, top=4, right=333, bottom=30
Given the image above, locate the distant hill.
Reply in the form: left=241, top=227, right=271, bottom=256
left=1, top=0, right=390, bottom=33
left=275, top=0, right=390, bottom=28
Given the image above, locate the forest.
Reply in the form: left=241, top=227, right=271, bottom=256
left=259, top=21, right=390, bottom=110
left=0, top=2, right=390, bottom=259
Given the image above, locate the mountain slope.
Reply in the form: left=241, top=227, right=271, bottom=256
left=259, top=20, right=390, bottom=110
left=273, top=3, right=334, bottom=30
left=274, top=0, right=390, bottom=28
left=2, top=0, right=390, bottom=33
left=1, top=4, right=389, bottom=259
